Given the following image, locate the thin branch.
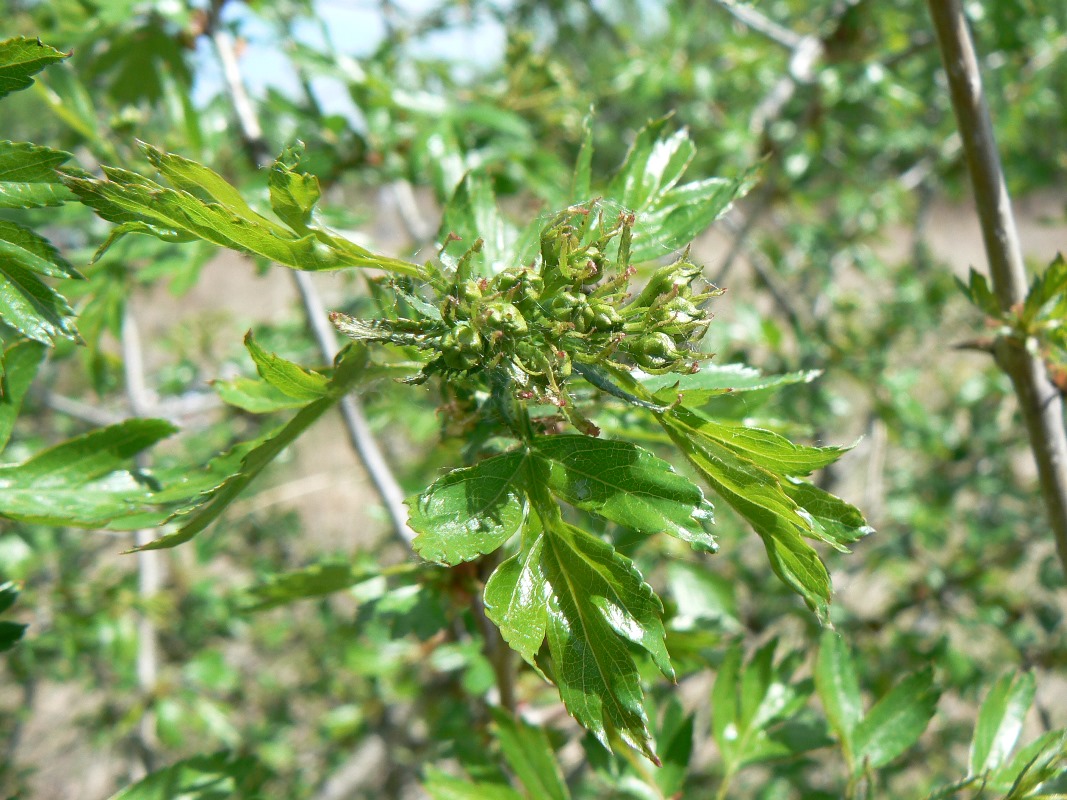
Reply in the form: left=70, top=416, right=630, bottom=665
left=712, top=0, right=804, bottom=50
left=927, top=0, right=1067, bottom=575
left=211, top=28, right=416, bottom=546
left=121, top=307, right=160, bottom=775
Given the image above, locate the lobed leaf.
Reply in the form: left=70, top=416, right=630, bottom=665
left=641, top=363, right=821, bottom=406
left=533, top=434, right=716, bottom=551
left=0, top=140, right=77, bottom=208
left=486, top=505, right=672, bottom=762
left=408, top=451, right=529, bottom=565
left=0, top=37, right=69, bottom=100
left=62, top=155, right=422, bottom=276
left=660, top=407, right=834, bottom=617
left=269, top=143, right=321, bottom=231
left=1022, top=252, right=1067, bottom=327
left=957, top=268, right=1002, bottom=319
left=213, top=375, right=310, bottom=413
left=0, top=419, right=176, bottom=527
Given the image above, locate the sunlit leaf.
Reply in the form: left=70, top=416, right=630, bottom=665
left=0, top=140, right=77, bottom=208
left=0, top=37, right=69, bottom=99
left=0, top=338, right=46, bottom=452
left=243, top=330, right=330, bottom=402
left=408, top=451, right=529, bottom=565
left=534, top=434, right=716, bottom=551
left=970, top=671, right=1036, bottom=776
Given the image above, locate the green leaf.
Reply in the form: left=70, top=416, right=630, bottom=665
left=62, top=158, right=422, bottom=277
left=660, top=407, right=834, bottom=617
left=269, top=143, right=321, bottom=231
left=137, top=348, right=363, bottom=550
left=438, top=173, right=537, bottom=275
left=0, top=582, right=26, bottom=652
left=782, top=479, right=873, bottom=552
left=712, top=642, right=813, bottom=771
left=486, top=502, right=672, bottom=761
left=852, top=668, right=940, bottom=770
left=106, top=752, right=265, bottom=799
left=0, top=37, right=69, bottom=99
left=408, top=451, right=528, bottom=565
left=815, top=630, right=863, bottom=756
left=533, top=434, right=716, bottom=552
left=243, top=331, right=330, bottom=402
left=242, top=561, right=377, bottom=612
left=138, top=397, right=333, bottom=550
left=641, top=364, right=821, bottom=406
left=606, top=118, right=750, bottom=262
left=0, top=419, right=176, bottom=526
left=0, top=141, right=77, bottom=208
left=1023, top=253, right=1067, bottom=326
left=655, top=697, right=695, bottom=798
left=0, top=219, right=81, bottom=279
left=0, top=338, right=46, bottom=452
left=544, top=518, right=671, bottom=760
left=213, top=375, right=310, bottom=413
left=970, top=671, right=1036, bottom=776
left=491, top=708, right=571, bottom=800
left=994, top=730, right=1067, bottom=798
left=483, top=523, right=550, bottom=669
left=568, top=114, right=594, bottom=203
left=671, top=415, right=846, bottom=477
left=423, top=767, right=524, bottom=800
left=0, top=251, right=80, bottom=345
left=957, top=267, right=1002, bottom=319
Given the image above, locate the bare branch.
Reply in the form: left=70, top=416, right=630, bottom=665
left=928, top=0, right=1067, bottom=575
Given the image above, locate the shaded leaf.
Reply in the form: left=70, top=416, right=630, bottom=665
left=491, top=708, right=570, bottom=800
left=408, top=451, right=529, bottom=565
left=957, top=267, right=1002, bottom=319
left=0, top=338, right=46, bottom=452
left=1023, top=253, right=1067, bottom=326
left=853, top=668, right=940, bottom=770
left=106, top=751, right=265, bottom=799
left=423, top=767, right=523, bottom=800
left=243, top=561, right=377, bottom=612
left=0, top=582, right=26, bottom=652
left=0, top=219, right=80, bottom=278
left=438, top=173, right=538, bottom=275
left=533, top=434, right=716, bottom=551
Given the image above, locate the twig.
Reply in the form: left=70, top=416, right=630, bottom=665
left=712, top=0, right=804, bottom=50
left=121, top=307, right=160, bottom=775
left=211, top=27, right=416, bottom=546
left=927, top=0, right=1067, bottom=575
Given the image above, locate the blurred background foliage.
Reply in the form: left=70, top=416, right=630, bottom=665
left=1, top=0, right=1066, bottom=797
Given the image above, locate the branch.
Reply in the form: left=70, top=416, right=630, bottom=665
left=927, top=0, right=1067, bottom=575
left=211, top=27, right=416, bottom=546
left=121, top=307, right=160, bottom=774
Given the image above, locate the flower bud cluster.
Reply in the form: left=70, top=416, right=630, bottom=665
left=332, top=201, right=722, bottom=416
